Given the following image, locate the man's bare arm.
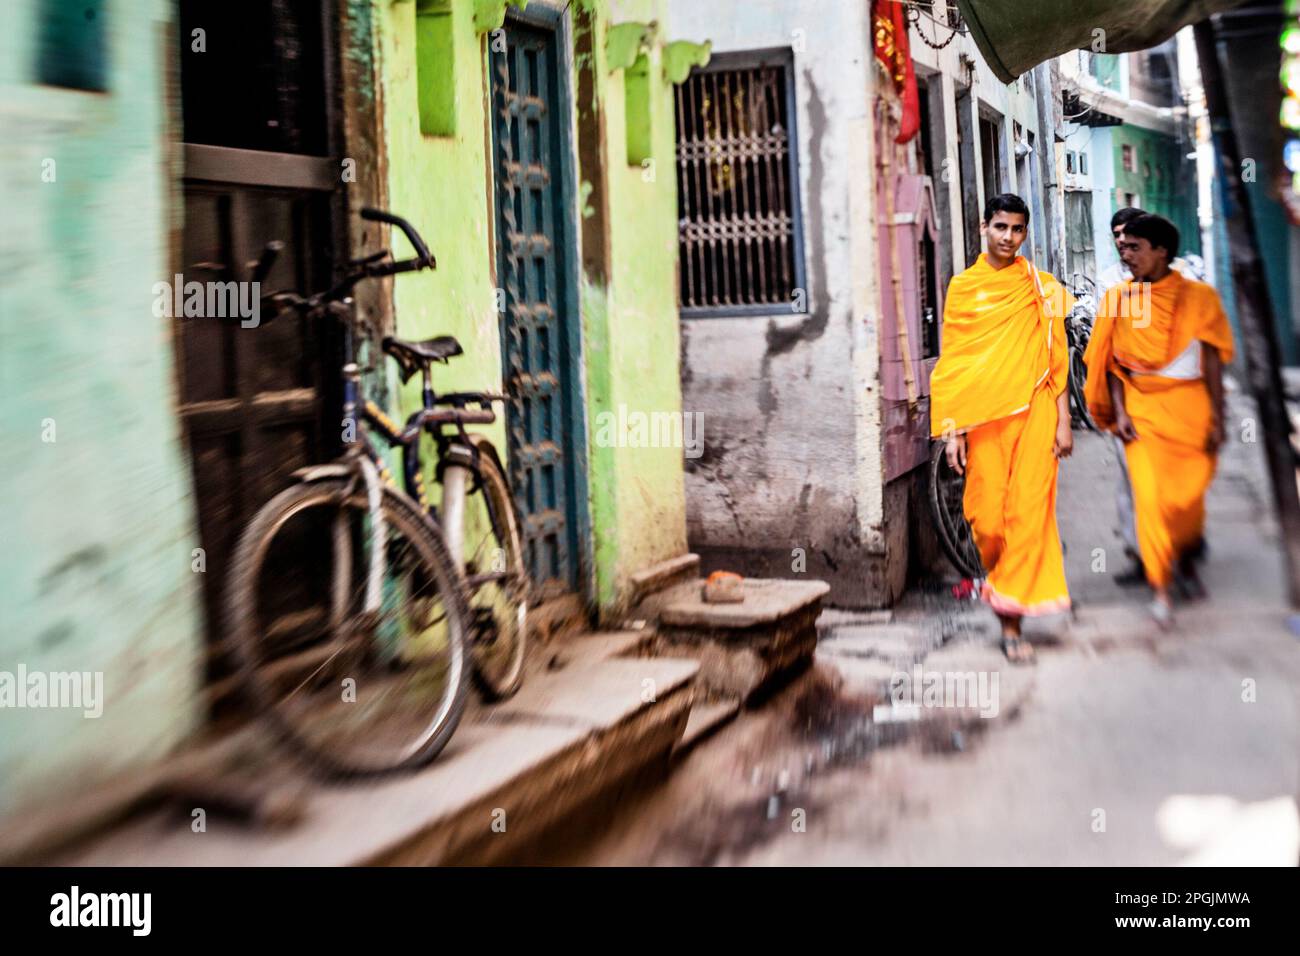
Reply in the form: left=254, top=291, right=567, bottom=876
left=1053, top=388, right=1073, bottom=459
left=1109, top=370, right=1138, bottom=442
left=1204, top=346, right=1226, bottom=452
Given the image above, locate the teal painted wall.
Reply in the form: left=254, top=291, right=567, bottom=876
left=0, top=1, right=205, bottom=818
left=1091, top=52, right=1122, bottom=92
left=1246, top=179, right=1297, bottom=365
left=1111, top=124, right=1201, bottom=257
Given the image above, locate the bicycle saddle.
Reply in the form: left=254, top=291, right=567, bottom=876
left=382, top=335, right=463, bottom=381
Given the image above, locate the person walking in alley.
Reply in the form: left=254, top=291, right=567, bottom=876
left=1083, top=213, right=1235, bottom=627
left=930, top=194, right=1074, bottom=664
left=1097, top=207, right=1199, bottom=586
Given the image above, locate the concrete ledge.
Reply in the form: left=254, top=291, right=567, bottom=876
left=658, top=578, right=830, bottom=630
left=56, top=655, right=699, bottom=866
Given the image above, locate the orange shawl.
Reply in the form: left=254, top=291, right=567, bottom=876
left=1083, top=271, right=1235, bottom=429
left=929, top=255, right=1071, bottom=436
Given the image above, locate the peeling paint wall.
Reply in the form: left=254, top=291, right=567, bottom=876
left=0, top=1, right=205, bottom=818
left=666, top=2, right=888, bottom=606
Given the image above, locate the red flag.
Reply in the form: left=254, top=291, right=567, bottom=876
left=873, top=0, right=920, bottom=144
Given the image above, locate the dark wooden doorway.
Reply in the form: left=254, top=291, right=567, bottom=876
left=174, top=0, right=345, bottom=687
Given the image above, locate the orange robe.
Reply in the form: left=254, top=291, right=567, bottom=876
left=1083, top=271, right=1235, bottom=588
left=930, top=254, right=1072, bottom=615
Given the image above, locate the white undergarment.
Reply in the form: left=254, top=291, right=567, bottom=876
left=1131, top=338, right=1202, bottom=380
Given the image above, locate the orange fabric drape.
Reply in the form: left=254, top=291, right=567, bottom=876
left=929, top=254, right=1072, bottom=437
left=963, top=384, right=1071, bottom=615
left=1083, top=271, right=1236, bottom=586
left=930, top=255, right=1073, bottom=616
left=1083, top=270, right=1235, bottom=432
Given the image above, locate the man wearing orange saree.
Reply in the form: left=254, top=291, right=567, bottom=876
left=1083, top=213, right=1234, bottom=626
left=931, top=194, right=1074, bottom=663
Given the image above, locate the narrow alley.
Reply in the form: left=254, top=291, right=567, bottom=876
left=537, top=392, right=1300, bottom=866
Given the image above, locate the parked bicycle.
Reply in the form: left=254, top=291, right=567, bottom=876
left=222, top=208, right=528, bottom=778
left=928, top=439, right=984, bottom=581
left=1065, top=272, right=1097, bottom=432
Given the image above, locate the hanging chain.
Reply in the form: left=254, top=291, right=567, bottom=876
left=902, top=1, right=966, bottom=51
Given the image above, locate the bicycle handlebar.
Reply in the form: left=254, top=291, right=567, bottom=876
left=257, top=207, right=436, bottom=322
left=360, top=208, right=435, bottom=268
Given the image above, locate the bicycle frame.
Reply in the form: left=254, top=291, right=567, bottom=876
left=357, top=369, right=497, bottom=572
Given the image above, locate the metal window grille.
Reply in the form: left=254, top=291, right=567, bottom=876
left=674, top=54, right=804, bottom=315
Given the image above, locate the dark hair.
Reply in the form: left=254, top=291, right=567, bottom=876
left=1110, top=207, right=1144, bottom=231
left=1123, top=213, right=1180, bottom=260
left=982, top=193, right=1030, bottom=225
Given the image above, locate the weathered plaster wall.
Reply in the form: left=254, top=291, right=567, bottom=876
left=667, top=2, right=886, bottom=605
left=0, top=1, right=204, bottom=817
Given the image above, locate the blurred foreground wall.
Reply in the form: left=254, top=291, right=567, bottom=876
left=0, top=1, right=205, bottom=820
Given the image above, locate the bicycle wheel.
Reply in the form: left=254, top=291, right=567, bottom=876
left=1069, top=344, right=1098, bottom=432
left=928, top=441, right=984, bottom=580
left=224, top=476, right=470, bottom=777
left=460, top=435, right=529, bottom=700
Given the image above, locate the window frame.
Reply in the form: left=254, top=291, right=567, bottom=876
left=674, top=46, right=808, bottom=319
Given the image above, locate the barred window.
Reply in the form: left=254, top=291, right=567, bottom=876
left=674, top=50, right=806, bottom=316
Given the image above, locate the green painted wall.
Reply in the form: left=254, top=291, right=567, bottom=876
left=373, top=0, right=687, bottom=615
left=1111, top=124, right=1201, bottom=256
left=0, top=1, right=204, bottom=818
left=589, top=0, right=688, bottom=610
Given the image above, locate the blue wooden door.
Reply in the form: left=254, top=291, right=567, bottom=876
left=490, top=17, right=584, bottom=597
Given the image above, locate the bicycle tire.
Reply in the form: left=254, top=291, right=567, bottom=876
left=224, top=477, right=471, bottom=778
left=928, top=441, right=984, bottom=581
left=1068, top=344, right=1098, bottom=432
left=461, top=435, right=528, bottom=701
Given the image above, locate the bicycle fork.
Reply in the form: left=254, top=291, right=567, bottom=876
left=336, top=353, right=388, bottom=626
left=439, top=443, right=477, bottom=574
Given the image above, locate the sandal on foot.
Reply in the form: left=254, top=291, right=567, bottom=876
left=1001, top=636, right=1036, bottom=664
left=1149, top=599, right=1174, bottom=629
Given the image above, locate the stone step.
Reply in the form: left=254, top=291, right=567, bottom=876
left=656, top=577, right=831, bottom=631
left=54, top=655, right=700, bottom=867
left=674, top=697, right=742, bottom=756
left=638, top=576, right=831, bottom=705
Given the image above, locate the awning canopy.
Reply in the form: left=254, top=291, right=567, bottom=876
left=958, top=0, right=1251, bottom=83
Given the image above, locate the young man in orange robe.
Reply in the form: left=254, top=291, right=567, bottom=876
left=930, top=194, right=1074, bottom=663
left=1083, top=213, right=1234, bottom=627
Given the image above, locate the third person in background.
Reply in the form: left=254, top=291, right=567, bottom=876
left=1083, top=213, right=1235, bottom=627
